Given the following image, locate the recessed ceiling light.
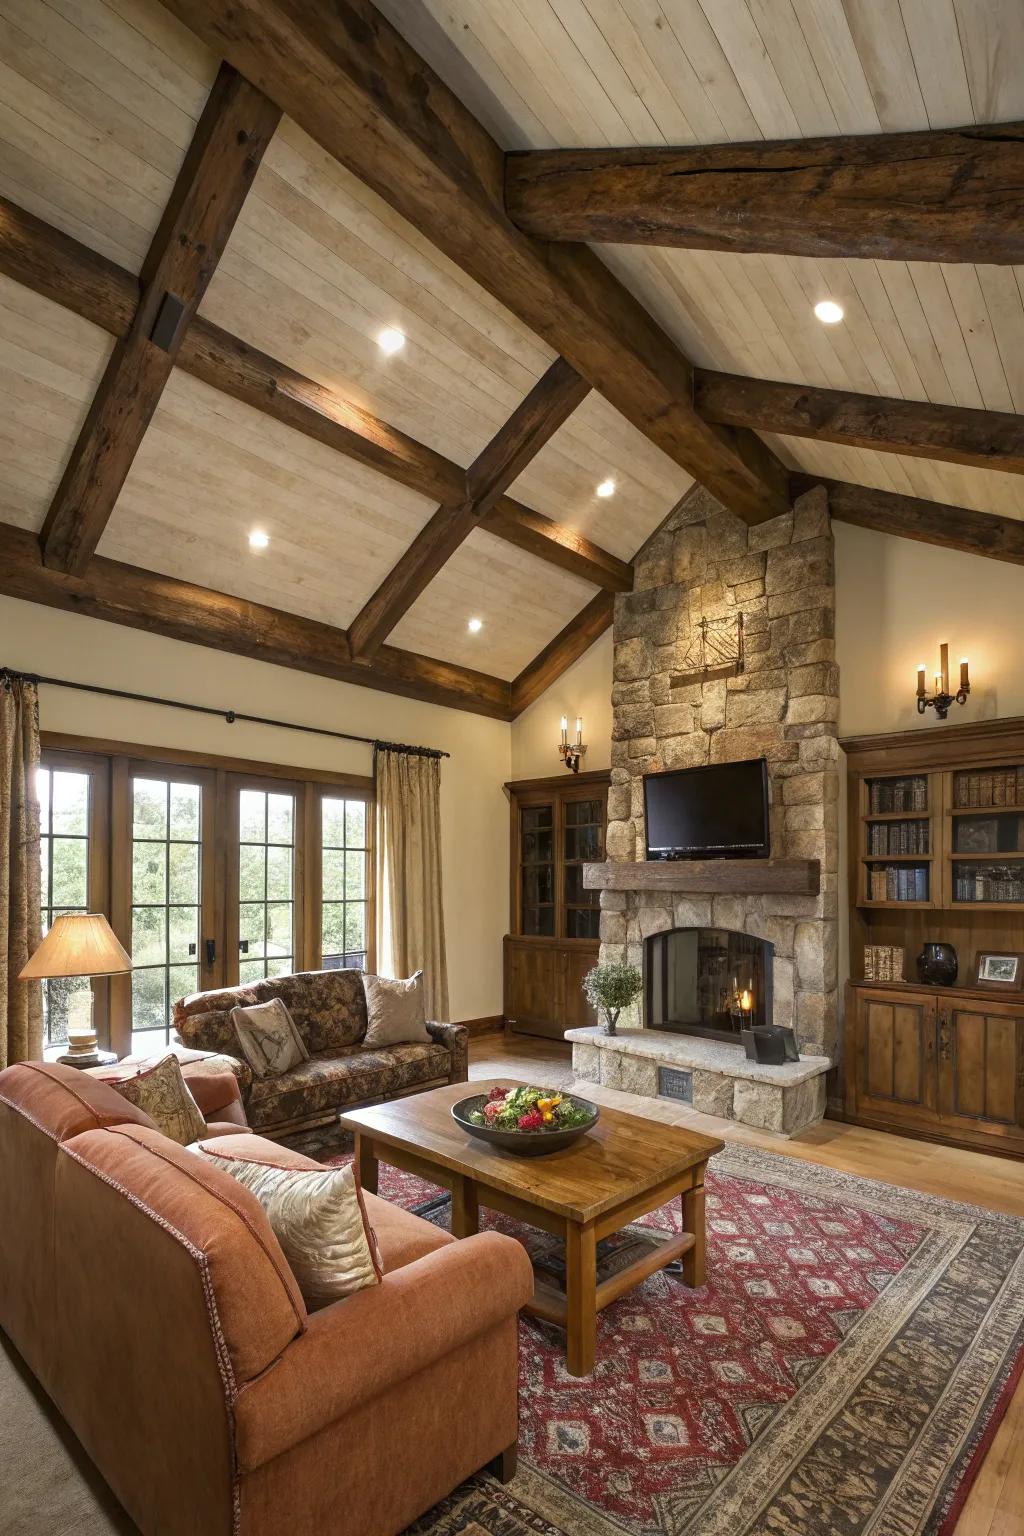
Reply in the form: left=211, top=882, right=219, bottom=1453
left=467, top=617, right=483, bottom=634
left=377, top=326, right=406, bottom=355
left=248, top=529, right=270, bottom=550
left=814, top=299, right=844, bottom=325
left=596, top=478, right=616, bottom=498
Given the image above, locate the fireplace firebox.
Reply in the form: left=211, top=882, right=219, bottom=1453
left=645, top=928, right=773, bottom=1041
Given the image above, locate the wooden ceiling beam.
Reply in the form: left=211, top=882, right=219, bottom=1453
left=696, top=371, right=1024, bottom=475
left=511, top=591, right=616, bottom=716
left=505, top=122, right=1024, bottom=263
left=349, top=357, right=594, bottom=659
left=793, top=475, right=1024, bottom=567
left=0, top=198, right=628, bottom=593
left=39, top=66, right=280, bottom=574
left=157, top=0, right=789, bottom=526
left=0, top=522, right=513, bottom=720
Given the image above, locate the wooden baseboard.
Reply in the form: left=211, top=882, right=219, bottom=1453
left=457, top=1015, right=505, bottom=1037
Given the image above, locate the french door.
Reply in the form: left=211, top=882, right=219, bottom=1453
left=39, top=740, right=372, bottom=1058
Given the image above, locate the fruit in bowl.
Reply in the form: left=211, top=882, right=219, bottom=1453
left=452, top=1084, right=599, bottom=1156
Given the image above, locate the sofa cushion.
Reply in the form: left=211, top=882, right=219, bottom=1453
left=61, top=1123, right=306, bottom=1384
left=104, top=1055, right=208, bottom=1146
left=231, top=997, right=309, bottom=1079
left=362, top=970, right=431, bottom=1047
left=245, top=1043, right=451, bottom=1129
left=174, top=969, right=369, bottom=1058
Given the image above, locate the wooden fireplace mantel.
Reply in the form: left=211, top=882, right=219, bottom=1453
left=583, top=859, right=821, bottom=896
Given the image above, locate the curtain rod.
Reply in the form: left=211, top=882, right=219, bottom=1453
left=0, top=667, right=449, bottom=759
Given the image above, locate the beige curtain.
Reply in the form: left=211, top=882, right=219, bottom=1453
left=374, top=746, right=450, bottom=1022
left=1, top=674, right=43, bottom=1068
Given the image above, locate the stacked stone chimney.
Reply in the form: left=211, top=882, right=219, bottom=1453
left=598, top=482, right=840, bottom=1060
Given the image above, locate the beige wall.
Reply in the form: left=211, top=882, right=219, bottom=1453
left=1, top=596, right=510, bottom=1022
left=510, top=629, right=613, bottom=780
left=834, top=523, right=1024, bottom=737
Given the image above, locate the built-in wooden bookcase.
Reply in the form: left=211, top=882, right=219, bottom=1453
left=842, top=718, right=1024, bottom=1160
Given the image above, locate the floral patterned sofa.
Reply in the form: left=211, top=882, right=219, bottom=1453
left=172, top=969, right=468, bottom=1135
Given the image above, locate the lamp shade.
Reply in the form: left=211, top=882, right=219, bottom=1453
left=19, top=914, right=132, bottom=980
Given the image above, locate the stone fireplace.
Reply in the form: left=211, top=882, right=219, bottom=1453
left=568, top=482, right=839, bottom=1136
left=646, top=927, right=773, bottom=1038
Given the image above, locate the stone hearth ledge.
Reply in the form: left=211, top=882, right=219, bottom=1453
left=567, top=1026, right=830, bottom=1136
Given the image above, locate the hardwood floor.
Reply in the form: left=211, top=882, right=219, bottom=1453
left=470, top=1029, right=1024, bottom=1536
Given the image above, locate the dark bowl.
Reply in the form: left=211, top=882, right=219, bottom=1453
left=451, top=1093, right=600, bottom=1156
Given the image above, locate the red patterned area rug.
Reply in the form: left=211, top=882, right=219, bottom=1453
left=297, top=1130, right=1024, bottom=1536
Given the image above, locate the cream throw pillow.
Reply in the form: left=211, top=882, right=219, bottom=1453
left=362, top=970, right=432, bottom=1047
left=108, top=1054, right=207, bottom=1147
left=202, top=1153, right=381, bottom=1310
left=230, top=997, right=309, bottom=1079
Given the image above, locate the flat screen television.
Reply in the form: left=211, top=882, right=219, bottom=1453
left=644, top=757, right=770, bottom=861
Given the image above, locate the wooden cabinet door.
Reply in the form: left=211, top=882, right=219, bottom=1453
left=504, top=940, right=561, bottom=1037
left=855, top=990, right=939, bottom=1123
left=938, top=1001, right=1024, bottom=1145
left=560, top=945, right=601, bottom=1031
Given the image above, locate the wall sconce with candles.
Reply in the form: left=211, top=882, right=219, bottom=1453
left=916, top=643, right=971, bottom=720
left=559, top=715, right=587, bottom=773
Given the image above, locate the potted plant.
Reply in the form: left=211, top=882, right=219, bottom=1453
left=582, top=962, right=642, bottom=1036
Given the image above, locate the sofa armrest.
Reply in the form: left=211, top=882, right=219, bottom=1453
left=233, top=1230, right=532, bottom=1472
left=426, top=1020, right=468, bottom=1082
left=180, top=1066, right=247, bottom=1125
left=160, top=1044, right=253, bottom=1098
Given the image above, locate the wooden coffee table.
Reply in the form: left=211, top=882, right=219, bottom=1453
left=340, top=1079, right=723, bottom=1377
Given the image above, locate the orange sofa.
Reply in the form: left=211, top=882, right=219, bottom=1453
left=0, top=1062, right=533, bottom=1536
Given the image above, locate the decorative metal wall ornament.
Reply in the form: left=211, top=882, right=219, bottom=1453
left=916, top=642, right=970, bottom=719
left=671, top=613, right=745, bottom=690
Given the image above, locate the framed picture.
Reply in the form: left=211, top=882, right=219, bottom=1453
left=973, top=950, right=1024, bottom=991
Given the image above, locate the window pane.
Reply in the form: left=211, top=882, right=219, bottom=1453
left=267, top=793, right=293, bottom=844
left=265, top=953, right=292, bottom=979
left=239, top=903, right=266, bottom=958
left=51, top=837, right=88, bottom=909
left=44, top=976, right=92, bottom=1048
left=238, top=844, right=265, bottom=902
left=168, top=963, right=198, bottom=1010
left=344, top=851, right=365, bottom=901
left=132, top=842, right=166, bottom=905
left=169, top=782, right=200, bottom=841
left=52, top=771, right=89, bottom=835
left=132, top=906, right=166, bottom=967
left=322, top=902, right=345, bottom=954
left=168, top=842, right=199, bottom=904
left=133, top=779, right=167, bottom=839
left=239, top=790, right=265, bottom=843
left=344, top=904, right=365, bottom=954
left=266, top=846, right=292, bottom=901
left=266, top=902, right=292, bottom=960
left=40, top=836, right=50, bottom=911
left=322, top=797, right=346, bottom=846
left=322, top=848, right=345, bottom=900
left=132, top=968, right=166, bottom=1032
left=239, top=959, right=265, bottom=984
left=345, top=801, right=366, bottom=848
left=168, top=905, right=198, bottom=964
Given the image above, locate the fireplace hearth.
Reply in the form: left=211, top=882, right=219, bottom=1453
left=645, top=927, right=773, bottom=1041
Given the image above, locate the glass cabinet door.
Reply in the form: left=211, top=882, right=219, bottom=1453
left=520, top=803, right=554, bottom=936
left=563, top=797, right=604, bottom=939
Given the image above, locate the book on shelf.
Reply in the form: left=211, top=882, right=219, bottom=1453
left=868, top=864, right=928, bottom=902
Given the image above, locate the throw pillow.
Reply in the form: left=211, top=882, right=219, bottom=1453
left=230, top=998, right=309, bottom=1079
left=362, top=970, right=431, bottom=1047
left=201, top=1152, right=381, bottom=1309
left=108, top=1054, right=207, bottom=1147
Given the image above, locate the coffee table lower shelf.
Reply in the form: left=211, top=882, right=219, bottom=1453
left=354, top=1132, right=708, bottom=1378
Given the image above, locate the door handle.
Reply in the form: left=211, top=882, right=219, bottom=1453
left=239, top=939, right=249, bottom=954
left=205, top=938, right=216, bottom=967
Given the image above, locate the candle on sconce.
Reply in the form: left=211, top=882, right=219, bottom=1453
left=575, top=716, right=583, bottom=746
left=960, top=657, right=970, bottom=690
left=740, top=988, right=752, bottom=1013
left=560, top=715, right=568, bottom=746
left=916, top=665, right=926, bottom=699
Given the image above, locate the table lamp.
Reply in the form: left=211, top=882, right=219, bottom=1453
left=20, top=914, right=132, bottom=1064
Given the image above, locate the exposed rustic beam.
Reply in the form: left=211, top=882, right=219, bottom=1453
left=511, top=592, right=615, bottom=716
left=505, top=122, right=1024, bottom=262
left=0, top=197, right=628, bottom=592
left=40, top=66, right=280, bottom=574
left=793, top=475, right=1024, bottom=567
left=349, top=357, right=593, bottom=659
left=696, top=372, right=1024, bottom=476
left=157, top=0, right=788, bottom=525
left=0, top=522, right=512, bottom=720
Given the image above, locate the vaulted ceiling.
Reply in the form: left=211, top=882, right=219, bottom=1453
left=1, top=0, right=1022, bottom=719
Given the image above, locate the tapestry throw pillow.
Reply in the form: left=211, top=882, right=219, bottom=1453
left=230, top=998, right=309, bottom=1079
left=108, top=1054, right=207, bottom=1147
left=201, top=1152, right=382, bottom=1309
left=362, top=970, right=431, bottom=1047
